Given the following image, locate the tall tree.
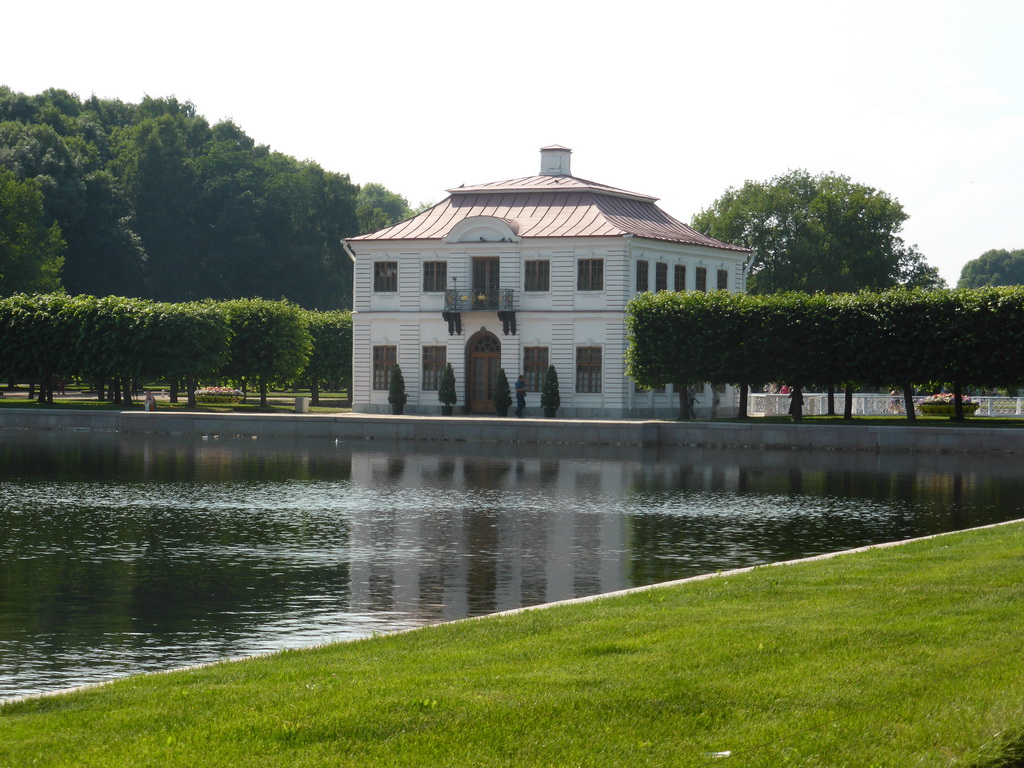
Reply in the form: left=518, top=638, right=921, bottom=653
left=0, top=169, right=64, bottom=295
left=356, top=182, right=412, bottom=234
left=111, top=110, right=207, bottom=301
left=260, top=157, right=359, bottom=309
left=957, top=248, right=1024, bottom=288
left=692, top=170, right=945, bottom=294
left=0, top=91, right=146, bottom=297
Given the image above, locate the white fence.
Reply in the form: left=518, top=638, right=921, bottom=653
left=747, top=393, right=1024, bottom=418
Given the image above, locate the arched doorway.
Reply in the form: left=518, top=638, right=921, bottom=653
left=466, top=331, right=501, bottom=414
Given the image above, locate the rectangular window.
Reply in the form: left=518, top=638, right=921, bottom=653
left=695, top=266, right=707, bottom=292
left=674, top=264, right=686, bottom=291
left=575, top=346, right=602, bottom=393
left=423, top=261, right=447, bottom=292
left=421, top=346, right=446, bottom=390
left=717, top=268, right=729, bottom=291
left=373, top=261, right=398, bottom=292
left=635, top=260, right=649, bottom=293
left=523, top=347, right=549, bottom=391
left=372, top=345, right=397, bottom=390
left=524, top=259, right=550, bottom=292
left=655, top=262, right=668, bottom=292
left=577, top=258, right=604, bottom=291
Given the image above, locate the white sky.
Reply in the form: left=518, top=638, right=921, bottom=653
left=3, top=0, right=1022, bottom=286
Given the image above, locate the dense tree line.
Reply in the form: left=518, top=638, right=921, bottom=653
left=0, top=294, right=351, bottom=406
left=626, top=288, right=1024, bottom=421
left=692, top=169, right=946, bottom=294
left=0, top=88, right=411, bottom=308
left=957, top=248, right=1024, bottom=288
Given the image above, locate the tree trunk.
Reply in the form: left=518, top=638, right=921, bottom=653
left=170, top=379, right=179, bottom=404
left=186, top=377, right=197, bottom=407
left=843, top=383, right=854, bottom=420
left=738, top=383, right=749, bottom=419
left=953, top=381, right=965, bottom=422
left=311, top=377, right=320, bottom=407
left=677, top=386, right=691, bottom=421
left=827, top=386, right=836, bottom=416
left=902, top=384, right=916, bottom=422
left=259, top=378, right=268, bottom=408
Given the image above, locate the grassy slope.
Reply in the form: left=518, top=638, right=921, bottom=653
left=2, top=523, right=1023, bottom=767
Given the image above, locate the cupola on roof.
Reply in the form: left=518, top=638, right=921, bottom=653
left=348, top=147, right=750, bottom=254
left=539, top=145, right=572, bottom=176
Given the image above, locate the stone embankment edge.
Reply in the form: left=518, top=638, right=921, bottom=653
left=5, top=518, right=1021, bottom=707
left=1, top=409, right=1023, bottom=454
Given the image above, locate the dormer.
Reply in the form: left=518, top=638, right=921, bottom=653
left=443, top=216, right=520, bottom=244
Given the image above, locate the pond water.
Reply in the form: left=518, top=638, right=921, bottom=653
left=1, top=430, right=1022, bottom=700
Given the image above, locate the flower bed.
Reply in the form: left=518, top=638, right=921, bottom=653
left=195, top=387, right=245, bottom=405
left=917, top=393, right=979, bottom=416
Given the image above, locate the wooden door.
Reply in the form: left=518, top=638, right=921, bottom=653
left=467, top=332, right=501, bottom=413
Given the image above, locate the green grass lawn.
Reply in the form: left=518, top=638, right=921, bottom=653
left=2, top=523, right=1023, bottom=767
left=0, top=386, right=351, bottom=414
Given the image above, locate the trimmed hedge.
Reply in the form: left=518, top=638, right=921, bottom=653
left=0, top=293, right=349, bottom=404
left=626, top=288, right=1024, bottom=420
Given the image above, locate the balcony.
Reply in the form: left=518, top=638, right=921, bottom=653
left=442, top=288, right=517, bottom=336
left=444, top=288, right=515, bottom=312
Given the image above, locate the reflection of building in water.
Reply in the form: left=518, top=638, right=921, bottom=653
left=348, top=452, right=631, bottom=619
left=344, top=444, right=1009, bottom=622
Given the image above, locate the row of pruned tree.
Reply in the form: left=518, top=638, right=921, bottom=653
left=626, top=287, right=1024, bottom=421
left=0, top=294, right=351, bottom=406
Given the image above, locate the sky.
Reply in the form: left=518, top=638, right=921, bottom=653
left=3, top=0, right=1022, bottom=286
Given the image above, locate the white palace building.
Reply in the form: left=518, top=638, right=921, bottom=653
left=344, top=146, right=751, bottom=418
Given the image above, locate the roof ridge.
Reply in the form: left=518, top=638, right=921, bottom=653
left=448, top=174, right=658, bottom=203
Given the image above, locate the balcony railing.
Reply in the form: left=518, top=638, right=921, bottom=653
left=444, top=288, right=515, bottom=311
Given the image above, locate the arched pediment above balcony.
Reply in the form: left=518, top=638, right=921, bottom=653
left=443, top=216, right=520, bottom=244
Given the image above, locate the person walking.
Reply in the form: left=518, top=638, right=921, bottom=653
left=514, top=374, right=527, bottom=418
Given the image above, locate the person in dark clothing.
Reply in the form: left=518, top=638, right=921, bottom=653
left=515, top=375, right=527, bottom=418
left=788, top=386, right=803, bottom=421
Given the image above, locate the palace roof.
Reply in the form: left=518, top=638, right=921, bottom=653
left=348, top=149, right=749, bottom=253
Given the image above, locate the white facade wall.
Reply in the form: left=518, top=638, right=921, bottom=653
left=350, top=234, right=748, bottom=418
